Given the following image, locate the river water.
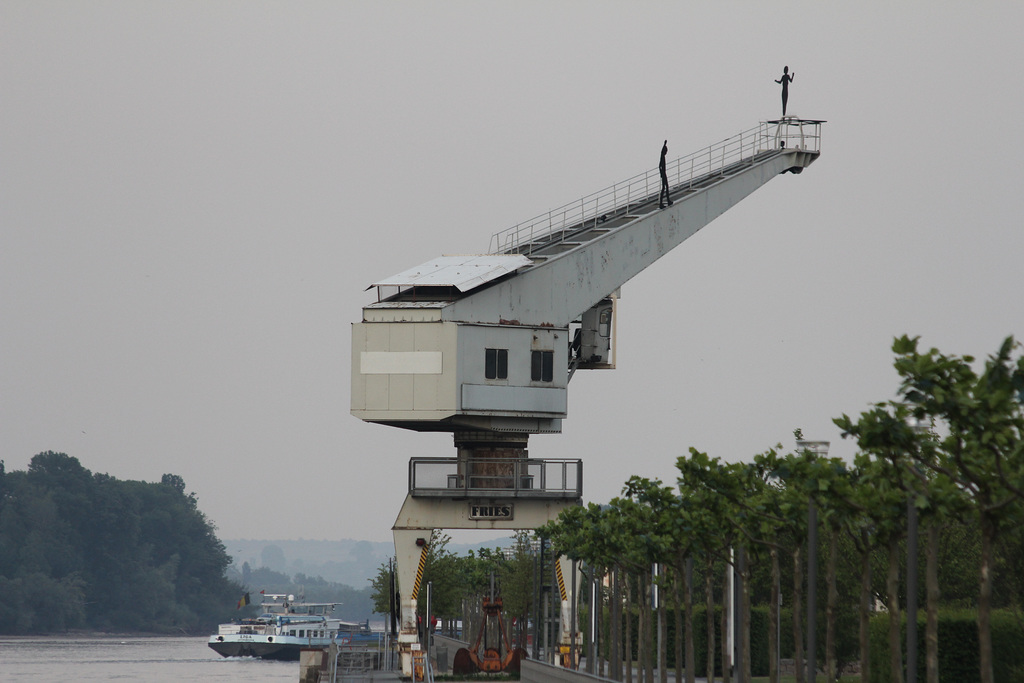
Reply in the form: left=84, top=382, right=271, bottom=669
left=0, top=635, right=296, bottom=682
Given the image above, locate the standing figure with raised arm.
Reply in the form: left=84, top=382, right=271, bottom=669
left=775, top=66, right=795, bottom=116
left=659, top=140, right=672, bottom=209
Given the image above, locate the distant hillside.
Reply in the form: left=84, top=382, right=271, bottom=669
left=224, top=536, right=515, bottom=589
left=224, top=539, right=392, bottom=589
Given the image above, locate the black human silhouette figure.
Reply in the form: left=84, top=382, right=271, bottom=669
left=659, top=140, right=672, bottom=209
left=775, top=66, right=795, bottom=116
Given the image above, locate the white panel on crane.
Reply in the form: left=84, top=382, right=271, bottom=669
left=368, top=254, right=531, bottom=293
left=360, top=351, right=443, bottom=374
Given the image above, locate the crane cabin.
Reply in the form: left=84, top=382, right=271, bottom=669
left=351, top=254, right=615, bottom=436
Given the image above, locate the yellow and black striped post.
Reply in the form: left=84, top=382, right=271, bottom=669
left=412, top=541, right=429, bottom=599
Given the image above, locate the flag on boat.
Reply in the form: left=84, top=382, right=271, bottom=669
left=237, top=592, right=250, bottom=609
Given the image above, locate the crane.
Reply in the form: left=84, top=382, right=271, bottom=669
left=351, top=117, right=823, bottom=675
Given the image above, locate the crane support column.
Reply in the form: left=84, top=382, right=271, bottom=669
left=390, top=461, right=582, bottom=678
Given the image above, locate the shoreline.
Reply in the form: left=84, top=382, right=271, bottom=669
left=0, top=631, right=209, bottom=639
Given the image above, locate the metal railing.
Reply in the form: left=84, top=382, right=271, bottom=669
left=488, top=119, right=822, bottom=256
left=409, top=457, right=582, bottom=498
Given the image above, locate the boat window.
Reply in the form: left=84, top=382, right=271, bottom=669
left=299, top=630, right=305, bottom=638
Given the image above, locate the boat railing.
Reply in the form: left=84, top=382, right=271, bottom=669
left=218, top=622, right=275, bottom=636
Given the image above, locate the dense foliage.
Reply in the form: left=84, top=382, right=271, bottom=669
left=0, top=452, right=242, bottom=634
left=867, top=610, right=1024, bottom=683
left=539, top=336, right=1024, bottom=683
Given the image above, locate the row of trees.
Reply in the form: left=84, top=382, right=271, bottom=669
left=0, top=452, right=243, bottom=633
left=539, top=335, right=1024, bottom=683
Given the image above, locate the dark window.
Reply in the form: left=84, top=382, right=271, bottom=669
left=531, top=350, right=554, bottom=382
left=485, top=348, right=508, bottom=379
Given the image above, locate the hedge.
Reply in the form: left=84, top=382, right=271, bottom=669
left=868, top=609, right=1024, bottom=683
left=597, top=605, right=779, bottom=676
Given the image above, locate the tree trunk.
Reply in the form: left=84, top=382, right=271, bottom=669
left=793, top=545, right=805, bottom=683
left=887, top=536, right=903, bottom=683
left=859, top=534, right=871, bottom=683
left=979, top=515, right=995, bottom=683
left=769, top=546, right=780, bottom=683
left=637, top=574, right=646, bottom=683
left=659, top=581, right=668, bottom=683
left=642, top=572, right=653, bottom=683
left=925, top=523, right=939, bottom=683
left=722, top=562, right=732, bottom=683
left=612, top=566, right=622, bottom=682
left=673, top=563, right=684, bottom=683
left=685, top=556, right=695, bottom=683
left=601, top=569, right=608, bottom=679
left=706, top=557, right=715, bottom=683
left=741, top=553, right=752, bottom=683
left=626, top=574, right=633, bottom=683
left=826, top=526, right=838, bottom=682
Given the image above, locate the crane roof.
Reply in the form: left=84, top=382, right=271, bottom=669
left=367, top=254, right=531, bottom=293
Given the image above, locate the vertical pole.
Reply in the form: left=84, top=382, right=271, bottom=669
left=552, top=554, right=560, bottom=665
left=807, top=499, right=818, bottom=683
left=425, top=581, right=433, bottom=655
left=389, top=558, right=397, bottom=640
left=545, top=577, right=552, bottom=664
left=736, top=547, right=745, bottom=683
left=534, top=540, right=543, bottom=660
left=686, top=556, right=693, bottom=683
left=907, top=498, right=919, bottom=683
left=589, top=570, right=597, bottom=674
left=726, top=549, right=734, bottom=679
left=571, top=559, right=578, bottom=669
left=778, top=591, right=782, bottom=680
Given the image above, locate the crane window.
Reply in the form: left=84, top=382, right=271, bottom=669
left=531, top=350, right=554, bottom=382
left=485, top=348, right=508, bottom=379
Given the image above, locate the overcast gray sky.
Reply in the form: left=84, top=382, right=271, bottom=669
left=3, top=2, right=1023, bottom=543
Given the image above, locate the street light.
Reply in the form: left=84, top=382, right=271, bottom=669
left=905, top=416, right=930, bottom=683
left=797, top=439, right=830, bottom=683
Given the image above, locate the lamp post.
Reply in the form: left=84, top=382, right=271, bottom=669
left=797, top=439, right=830, bottom=683
left=906, top=416, right=930, bottom=683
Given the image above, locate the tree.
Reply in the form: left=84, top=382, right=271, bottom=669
left=621, top=476, right=686, bottom=683
left=892, top=335, right=1024, bottom=683
left=0, top=453, right=241, bottom=634
left=756, top=447, right=812, bottom=683
left=676, top=449, right=742, bottom=683
left=834, top=407, right=917, bottom=683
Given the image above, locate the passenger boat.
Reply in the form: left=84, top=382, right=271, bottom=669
left=207, top=593, right=382, bottom=661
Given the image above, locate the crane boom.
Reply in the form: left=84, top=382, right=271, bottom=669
left=446, top=120, right=821, bottom=327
